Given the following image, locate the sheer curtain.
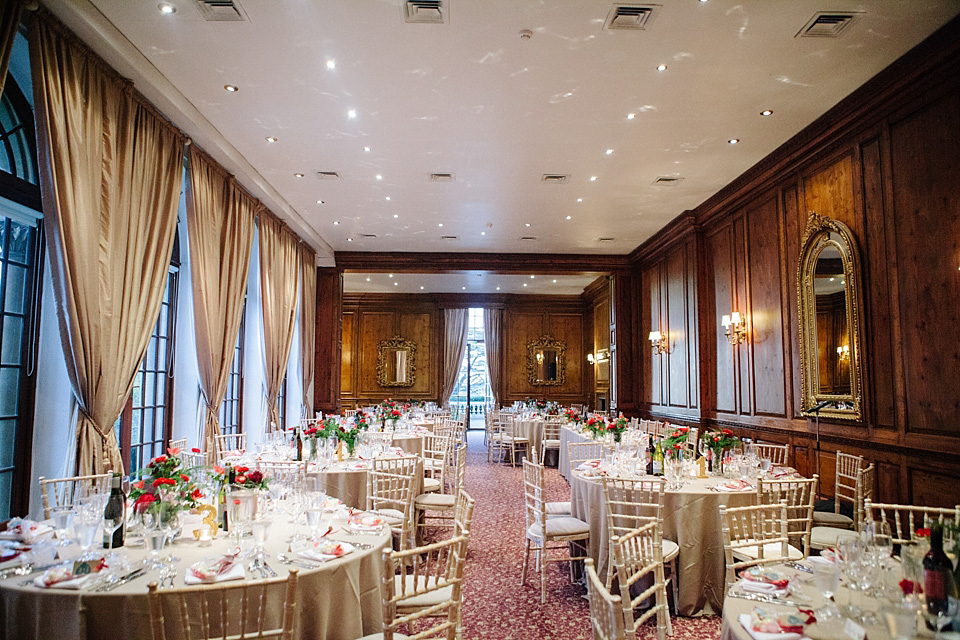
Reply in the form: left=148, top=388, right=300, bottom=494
left=298, top=243, right=317, bottom=417
left=483, top=308, right=503, bottom=409
left=259, top=214, right=300, bottom=430
left=30, top=13, right=186, bottom=474
left=441, top=309, right=469, bottom=408
left=185, top=146, right=255, bottom=458
left=0, top=0, right=24, bottom=98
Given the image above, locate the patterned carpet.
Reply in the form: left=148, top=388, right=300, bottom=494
left=455, top=431, right=722, bottom=640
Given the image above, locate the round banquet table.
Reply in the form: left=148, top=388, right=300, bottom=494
left=308, top=455, right=423, bottom=511
left=569, top=470, right=756, bottom=616
left=514, top=419, right=545, bottom=461
left=559, top=425, right=592, bottom=481
left=0, top=517, right=391, bottom=640
left=390, top=432, right=423, bottom=456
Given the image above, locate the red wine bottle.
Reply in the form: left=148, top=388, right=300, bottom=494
left=923, top=524, right=959, bottom=620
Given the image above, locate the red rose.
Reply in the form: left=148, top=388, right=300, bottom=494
left=235, top=466, right=249, bottom=474
left=152, top=455, right=167, bottom=465
left=134, top=493, right=157, bottom=513
left=915, top=528, right=931, bottom=537
left=673, top=444, right=682, bottom=450
left=247, top=470, right=264, bottom=485
left=167, top=447, right=180, bottom=456
left=133, top=480, right=144, bottom=490
left=214, top=466, right=225, bottom=475
left=679, top=427, right=689, bottom=433
left=305, top=427, right=317, bottom=436
left=191, top=447, right=201, bottom=453
left=191, top=489, right=204, bottom=500
left=180, top=474, right=189, bottom=483
left=153, top=477, right=176, bottom=488
left=235, top=475, right=247, bottom=484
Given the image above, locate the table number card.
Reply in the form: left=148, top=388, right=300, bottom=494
left=843, top=617, right=866, bottom=640
left=192, top=505, right=219, bottom=539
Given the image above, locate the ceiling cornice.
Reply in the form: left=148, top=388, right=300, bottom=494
left=335, top=251, right=630, bottom=274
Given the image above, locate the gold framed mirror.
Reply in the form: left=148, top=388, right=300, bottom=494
left=797, top=212, right=864, bottom=420
left=377, top=336, right=417, bottom=388
left=527, top=335, right=566, bottom=386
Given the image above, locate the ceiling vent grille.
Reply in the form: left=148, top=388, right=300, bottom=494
left=797, top=12, right=860, bottom=38
left=358, top=234, right=377, bottom=239
left=597, top=237, right=616, bottom=242
left=604, top=4, right=660, bottom=31
left=541, top=174, right=569, bottom=184
left=192, top=0, right=246, bottom=21
left=653, top=176, right=684, bottom=186
left=315, top=171, right=342, bottom=180
left=430, top=172, right=455, bottom=182
left=440, top=235, right=459, bottom=241
left=519, top=236, right=538, bottom=241
left=403, top=0, right=445, bottom=24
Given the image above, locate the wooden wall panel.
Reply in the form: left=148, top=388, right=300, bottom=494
left=357, top=312, right=398, bottom=396
left=890, top=92, right=960, bottom=439
left=398, top=312, right=435, bottom=395
left=666, top=250, right=688, bottom=408
left=503, top=307, right=588, bottom=404
left=340, top=312, right=354, bottom=395
left=708, top=226, right=737, bottom=414
left=314, top=268, right=342, bottom=414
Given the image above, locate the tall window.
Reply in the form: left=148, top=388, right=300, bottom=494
left=449, top=308, right=490, bottom=426
left=115, top=239, right=179, bottom=474
left=0, top=67, right=42, bottom=518
left=219, top=304, right=245, bottom=435
left=275, top=375, right=287, bottom=430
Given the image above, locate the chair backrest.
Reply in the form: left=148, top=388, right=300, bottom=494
left=611, top=521, right=668, bottom=640
left=757, top=475, right=818, bottom=557
left=500, top=413, right=517, bottom=437
left=601, top=476, right=665, bottom=543
left=568, top=441, right=605, bottom=476
left=834, top=451, right=864, bottom=513
left=422, top=434, right=451, bottom=465
left=215, top=433, right=247, bottom=461
left=381, top=535, right=469, bottom=640
left=169, top=438, right=187, bottom=453
left=373, top=456, right=420, bottom=478
left=754, top=442, right=789, bottom=466
left=585, top=558, right=626, bottom=640
left=180, top=450, right=208, bottom=471
left=543, top=420, right=562, bottom=443
left=851, top=464, right=875, bottom=531
left=369, top=466, right=417, bottom=549
left=447, top=444, right=467, bottom=495
left=864, top=500, right=960, bottom=546
left=38, top=474, right=111, bottom=520
left=719, top=500, right=790, bottom=586
left=521, top=458, right=548, bottom=536
left=257, top=460, right=307, bottom=480
left=147, top=568, right=299, bottom=640
left=453, top=489, right=475, bottom=538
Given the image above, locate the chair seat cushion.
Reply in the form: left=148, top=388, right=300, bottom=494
left=812, top=512, right=853, bottom=527
left=811, top=526, right=859, bottom=549
left=662, top=538, right=680, bottom=562
left=527, top=516, right=590, bottom=539
left=415, top=493, right=456, bottom=509
left=546, top=501, right=571, bottom=515
left=422, top=477, right=441, bottom=492
left=732, top=541, right=803, bottom=561
left=359, top=634, right=409, bottom=640
left=393, top=574, right=455, bottom=609
left=542, top=439, right=561, bottom=447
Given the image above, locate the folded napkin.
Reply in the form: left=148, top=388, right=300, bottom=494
left=299, top=541, right=354, bottom=562
left=739, top=614, right=803, bottom=640
left=33, top=562, right=105, bottom=590
left=348, top=514, right=385, bottom=531
left=0, top=549, right=23, bottom=568
left=0, top=519, right=54, bottom=544
left=715, top=480, right=753, bottom=492
left=185, top=557, right=245, bottom=584
left=577, top=460, right=602, bottom=470
left=807, top=555, right=836, bottom=567
left=735, top=579, right=789, bottom=598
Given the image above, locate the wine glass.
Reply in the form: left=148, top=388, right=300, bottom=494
left=923, top=592, right=960, bottom=640
left=250, top=518, right=272, bottom=559
left=50, top=505, right=76, bottom=547
left=102, top=511, right=123, bottom=552
left=143, top=523, right=169, bottom=570
left=813, top=562, right=841, bottom=619
left=73, top=513, right=100, bottom=560
left=836, top=537, right=863, bottom=618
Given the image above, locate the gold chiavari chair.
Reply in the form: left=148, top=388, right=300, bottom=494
left=568, top=441, right=605, bottom=477
left=719, top=500, right=794, bottom=587
left=812, top=451, right=863, bottom=529
left=585, top=558, right=626, bottom=640
left=757, top=475, right=818, bottom=557
left=610, top=522, right=671, bottom=640
left=415, top=444, right=467, bottom=538
left=39, top=474, right=111, bottom=520
left=541, top=419, right=563, bottom=465
left=811, top=464, right=874, bottom=551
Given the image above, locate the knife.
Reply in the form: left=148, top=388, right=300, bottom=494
left=784, top=561, right=813, bottom=574
left=726, top=588, right=809, bottom=608
left=96, top=567, right=147, bottom=592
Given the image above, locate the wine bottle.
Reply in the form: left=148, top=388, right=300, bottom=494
left=652, top=438, right=664, bottom=476
left=220, top=464, right=234, bottom=532
left=102, top=473, right=125, bottom=548
left=923, top=523, right=959, bottom=622
left=294, top=425, right=303, bottom=461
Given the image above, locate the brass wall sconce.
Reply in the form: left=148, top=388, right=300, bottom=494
left=586, top=349, right=610, bottom=364
left=836, top=344, right=850, bottom=361
left=648, top=330, right=668, bottom=354
left=721, top=311, right=747, bottom=345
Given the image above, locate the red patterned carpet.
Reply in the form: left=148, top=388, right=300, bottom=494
left=456, top=431, right=721, bottom=640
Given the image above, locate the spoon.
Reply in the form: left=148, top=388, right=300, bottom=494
left=277, top=553, right=319, bottom=569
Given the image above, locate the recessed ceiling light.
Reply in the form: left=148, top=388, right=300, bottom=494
left=481, top=231, right=486, bottom=235
left=760, top=110, right=773, bottom=116
left=530, top=275, right=535, bottom=279
left=656, top=64, right=667, bottom=71
left=393, top=214, right=399, bottom=218
left=326, top=60, right=336, bottom=70
left=347, top=109, right=357, bottom=119
left=347, top=237, right=353, bottom=242
left=496, top=286, right=501, bottom=291
left=394, top=282, right=399, bottom=286
left=438, top=223, right=443, bottom=227
left=265, top=136, right=278, bottom=143
left=363, top=146, right=371, bottom=152
left=294, top=173, right=304, bottom=178
left=523, top=283, right=528, bottom=287
left=728, top=138, right=740, bottom=144
left=605, top=149, right=614, bottom=155
left=553, top=279, right=557, bottom=283
left=385, top=196, right=391, bottom=201
left=461, top=286, right=466, bottom=290
left=627, top=113, right=635, bottom=120
left=366, top=277, right=371, bottom=282
left=525, top=223, right=531, bottom=227
left=566, top=216, right=572, bottom=220
left=224, top=84, right=238, bottom=92
left=317, top=200, right=324, bottom=204
left=333, top=220, right=339, bottom=225
left=420, top=286, right=425, bottom=290
left=590, top=176, right=597, bottom=181
left=158, top=3, right=176, bottom=14
left=376, top=175, right=383, bottom=180
left=577, top=198, right=582, bottom=203
left=389, top=274, right=393, bottom=278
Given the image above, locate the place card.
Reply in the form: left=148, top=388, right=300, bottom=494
left=843, top=617, right=865, bottom=640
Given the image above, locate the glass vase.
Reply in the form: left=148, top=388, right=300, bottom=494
left=308, top=438, right=319, bottom=463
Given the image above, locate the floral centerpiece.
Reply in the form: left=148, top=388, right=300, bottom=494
left=385, top=408, right=403, bottom=428
left=663, top=427, right=691, bottom=461
left=230, top=466, right=269, bottom=490
left=704, top=428, right=740, bottom=473
left=606, top=414, right=629, bottom=444
left=584, top=416, right=607, bottom=439
left=334, top=423, right=362, bottom=457
left=355, top=411, right=372, bottom=431
left=129, top=449, right=203, bottom=527
left=564, top=408, right=583, bottom=425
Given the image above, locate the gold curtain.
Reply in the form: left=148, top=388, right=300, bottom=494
left=298, top=243, right=316, bottom=417
left=185, top=146, right=255, bottom=456
left=259, top=213, right=300, bottom=430
left=441, top=309, right=469, bottom=407
left=30, top=14, right=185, bottom=475
left=0, top=0, right=24, bottom=98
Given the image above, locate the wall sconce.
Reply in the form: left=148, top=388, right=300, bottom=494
left=586, top=349, right=610, bottom=364
left=648, top=330, right=668, bottom=354
left=721, top=311, right=747, bottom=345
left=836, top=344, right=850, bottom=361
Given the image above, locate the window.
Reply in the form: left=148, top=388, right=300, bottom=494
left=219, top=303, right=245, bottom=436
left=275, top=374, right=287, bottom=430
left=449, top=308, right=490, bottom=426
left=115, top=238, right=179, bottom=474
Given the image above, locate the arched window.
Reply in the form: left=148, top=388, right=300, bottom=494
left=0, top=77, right=39, bottom=210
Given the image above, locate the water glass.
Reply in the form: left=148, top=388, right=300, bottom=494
left=144, top=527, right=169, bottom=569
left=50, top=506, right=76, bottom=546
left=813, top=562, right=841, bottom=619
left=73, top=515, right=100, bottom=559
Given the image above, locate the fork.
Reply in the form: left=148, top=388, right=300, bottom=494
left=163, top=568, right=178, bottom=588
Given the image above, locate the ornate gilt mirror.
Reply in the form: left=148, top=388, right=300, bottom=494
left=798, top=212, right=864, bottom=420
left=527, top=336, right=566, bottom=386
left=377, top=336, right=417, bottom=388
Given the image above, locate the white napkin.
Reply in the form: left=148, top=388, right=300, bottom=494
left=715, top=480, right=753, bottom=492
left=738, top=614, right=802, bottom=640
left=299, top=541, right=354, bottom=562
left=807, top=555, right=836, bottom=567
left=736, top=579, right=788, bottom=598
left=33, top=572, right=95, bottom=590
left=0, top=521, right=54, bottom=544
left=184, top=561, right=245, bottom=585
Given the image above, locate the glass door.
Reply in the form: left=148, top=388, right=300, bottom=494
left=449, top=309, right=490, bottom=430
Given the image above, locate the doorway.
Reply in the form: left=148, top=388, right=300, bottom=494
left=449, top=308, right=490, bottom=430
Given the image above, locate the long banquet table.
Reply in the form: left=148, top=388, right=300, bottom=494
left=0, top=518, right=391, bottom=640
left=569, top=468, right=756, bottom=616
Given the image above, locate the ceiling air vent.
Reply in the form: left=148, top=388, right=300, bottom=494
left=597, top=237, right=616, bottom=243
left=541, top=174, right=569, bottom=184
left=797, top=12, right=861, bottom=38
left=358, top=234, right=377, bottom=239
left=430, top=173, right=455, bottom=182
left=192, top=0, right=246, bottom=21
left=604, top=4, right=660, bottom=31
left=315, top=171, right=342, bottom=180
left=440, top=235, right=459, bottom=241
left=403, top=0, right=445, bottom=24
left=519, top=236, right=538, bottom=242
left=653, top=176, right=683, bottom=186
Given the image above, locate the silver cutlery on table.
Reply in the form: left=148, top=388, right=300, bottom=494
left=784, top=561, right=813, bottom=574
left=94, top=567, right=148, bottom=592
left=329, top=538, right=374, bottom=550
left=260, top=561, right=276, bottom=577
left=726, top=588, right=810, bottom=608
left=276, top=553, right=319, bottom=569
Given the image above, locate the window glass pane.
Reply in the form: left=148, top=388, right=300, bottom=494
left=0, top=367, right=19, bottom=417
left=0, top=96, right=14, bottom=130
left=144, top=372, right=155, bottom=407
left=0, top=418, right=15, bottom=467
left=0, top=472, right=11, bottom=521
left=1, top=316, right=22, bottom=365
left=4, top=264, right=25, bottom=314
left=7, top=222, right=29, bottom=264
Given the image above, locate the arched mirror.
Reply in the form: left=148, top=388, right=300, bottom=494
left=527, top=336, right=566, bottom=386
left=377, top=336, right=417, bottom=387
left=798, top=212, right=864, bottom=420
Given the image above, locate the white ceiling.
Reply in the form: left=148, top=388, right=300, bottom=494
left=343, top=271, right=605, bottom=295
left=46, top=0, right=960, bottom=281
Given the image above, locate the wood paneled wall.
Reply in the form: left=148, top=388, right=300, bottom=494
left=629, top=19, right=960, bottom=506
